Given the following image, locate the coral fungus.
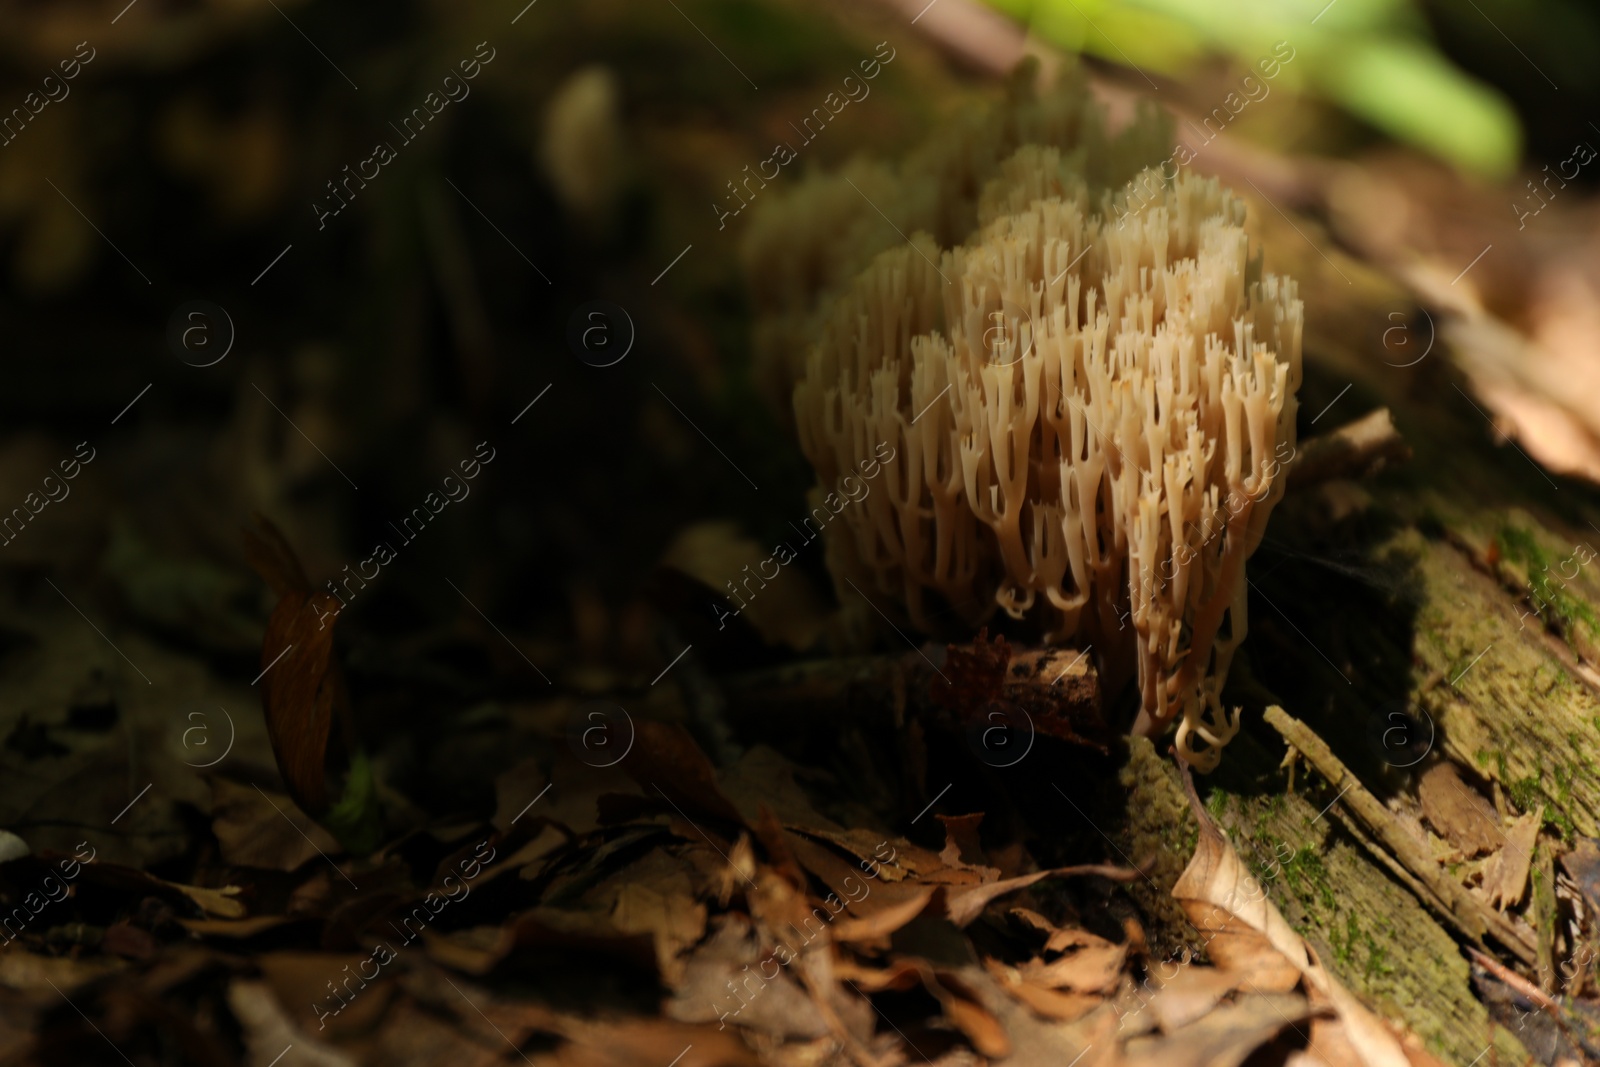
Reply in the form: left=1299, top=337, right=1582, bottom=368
left=768, top=71, right=1303, bottom=769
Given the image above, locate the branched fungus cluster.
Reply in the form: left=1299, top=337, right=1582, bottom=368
left=761, top=71, right=1303, bottom=769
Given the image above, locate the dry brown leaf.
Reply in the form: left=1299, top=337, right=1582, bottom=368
left=659, top=520, right=830, bottom=651
left=244, top=515, right=351, bottom=817
left=711, top=832, right=757, bottom=907
left=1417, top=762, right=1502, bottom=858
left=983, top=957, right=1104, bottom=1022
left=211, top=776, right=340, bottom=871
left=781, top=829, right=931, bottom=920
left=1322, top=155, right=1600, bottom=485
left=1142, top=965, right=1244, bottom=1034
left=525, top=847, right=707, bottom=984
left=720, top=745, right=841, bottom=831
left=837, top=957, right=1010, bottom=1058
left=1120, top=993, right=1315, bottom=1067
left=71, top=857, right=248, bottom=918
left=830, top=886, right=935, bottom=943
left=736, top=859, right=884, bottom=1058
left=1005, top=907, right=1113, bottom=954
left=610, top=879, right=709, bottom=983
left=622, top=721, right=748, bottom=828
left=936, top=811, right=990, bottom=869
left=178, top=915, right=299, bottom=939
left=1480, top=808, right=1541, bottom=910
left=1175, top=761, right=1417, bottom=1067
left=254, top=951, right=393, bottom=1037
left=165, top=879, right=246, bottom=919
left=487, top=825, right=568, bottom=885
left=937, top=969, right=1013, bottom=1059
left=942, top=865, right=1140, bottom=927
left=511, top=747, right=635, bottom=837
left=1017, top=935, right=1127, bottom=995
left=792, top=826, right=937, bottom=881
left=749, top=805, right=807, bottom=890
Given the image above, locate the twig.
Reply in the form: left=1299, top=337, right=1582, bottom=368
left=1465, top=945, right=1594, bottom=1059
left=1465, top=947, right=1561, bottom=1014
left=1262, top=705, right=1535, bottom=966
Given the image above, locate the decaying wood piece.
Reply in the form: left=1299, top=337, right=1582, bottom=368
left=1288, top=407, right=1411, bottom=489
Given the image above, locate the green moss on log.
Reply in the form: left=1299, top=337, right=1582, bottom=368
left=1116, top=737, right=1530, bottom=1064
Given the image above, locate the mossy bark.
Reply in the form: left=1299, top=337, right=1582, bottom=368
left=1117, top=736, right=1531, bottom=1064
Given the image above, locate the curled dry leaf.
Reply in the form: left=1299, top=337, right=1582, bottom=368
left=1174, top=763, right=1435, bottom=1067
left=1016, top=930, right=1126, bottom=995
left=936, top=811, right=990, bottom=870
left=622, top=721, right=748, bottom=828
left=942, top=865, right=1142, bottom=928
left=1120, top=993, right=1316, bottom=1067
left=982, top=957, right=1103, bottom=1023
left=72, top=857, right=247, bottom=918
left=837, top=956, right=1011, bottom=1059
left=167, top=880, right=246, bottom=919
left=242, top=515, right=350, bottom=818
left=829, top=886, right=935, bottom=944
left=1141, top=965, right=1245, bottom=1034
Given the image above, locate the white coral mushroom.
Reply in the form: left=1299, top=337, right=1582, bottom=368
left=792, top=151, right=1302, bottom=770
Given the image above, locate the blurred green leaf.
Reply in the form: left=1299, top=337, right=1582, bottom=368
left=1318, top=37, right=1519, bottom=175
left=322, top=749, right=382, bottom=856
left=981, top=0, right=1521, bottom=176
